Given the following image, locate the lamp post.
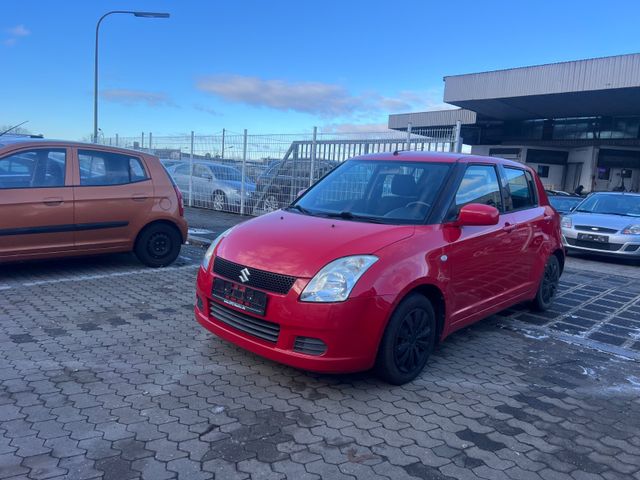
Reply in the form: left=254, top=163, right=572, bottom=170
left=93, top=11, right=170, bottom=143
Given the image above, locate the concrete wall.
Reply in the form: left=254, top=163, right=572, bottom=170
left=470, top=145, right=565, bottom=190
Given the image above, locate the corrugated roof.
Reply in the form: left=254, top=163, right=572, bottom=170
left=388, top=109, right=476, bottom=129
left=444, top=53, right=640, bottom=102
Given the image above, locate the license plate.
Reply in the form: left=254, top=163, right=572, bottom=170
left=212, top=278, right=267, bottom=316
left=577, top=233, right=609, bottom=243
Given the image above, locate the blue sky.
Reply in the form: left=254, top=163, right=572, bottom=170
left=1, top=0, right=639, bottom=139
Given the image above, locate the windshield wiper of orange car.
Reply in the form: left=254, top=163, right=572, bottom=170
left=322, top=211, right=386, bottom=223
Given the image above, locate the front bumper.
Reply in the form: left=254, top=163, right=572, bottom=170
left=562, top=228, right=640, bottom=257
left=194, top=266, right=393, bottom=373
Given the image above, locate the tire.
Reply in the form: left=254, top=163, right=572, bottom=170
left=531, top=255, right=560, bottom=312
left=212, top=191, right=227, bottom=212
left=375, top=293, right=437, bottom=385
left=135, top=223, right=182, bottom=268
left=262, top=191, right=281, bottom=212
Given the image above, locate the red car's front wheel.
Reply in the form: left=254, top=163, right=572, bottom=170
left=375, top=293, right=436, bottom=385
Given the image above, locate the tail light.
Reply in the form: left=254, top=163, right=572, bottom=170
left=174, top=185, right=184, bottom=217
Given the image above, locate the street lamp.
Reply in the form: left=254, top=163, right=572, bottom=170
left=93, top=11, right=170, bottom=143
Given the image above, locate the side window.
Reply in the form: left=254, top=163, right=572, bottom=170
left=504, top=167, right=536, bottom=210
left=78, top=150, right=148, bottom=186
left=129, top=158, right=147, bottom=182
left=194, top=165, right=212, bottom=179
left=174, top=164, right=190, bottom=176
left=454, top=165, right=503, bottom=213
left=0, top=149, right=66, bottom=189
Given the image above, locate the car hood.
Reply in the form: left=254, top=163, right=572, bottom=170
left=216, top=211, right=415, bottom=278
left=567, top=212, right=637, bottom=231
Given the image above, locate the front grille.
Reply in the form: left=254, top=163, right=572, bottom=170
left=209, top=301, right=280, bottom=343
left=575, top=225, right=619, bottom=234
left=213, top=257, right=296, bottom=295
left=566, top=238, right=623, bottom=251
left=293, top=337, right=327, bottom=356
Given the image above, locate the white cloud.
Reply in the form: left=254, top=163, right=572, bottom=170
left=7, top=25, right=30, bottom=37
left=101, top=89, right=173, bottom=107
left=196, top=74, right=451, bottom=119
left=197, top=75, right=360, bottom=117
left=193, top=103, right=222, bottom=116
left=3, top=24, right=30, bottom=47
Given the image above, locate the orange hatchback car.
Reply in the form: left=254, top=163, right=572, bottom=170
left=0, top=136, right=188, bottom=267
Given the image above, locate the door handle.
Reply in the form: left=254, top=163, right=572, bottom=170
left=503, top=222, right=517, bottom=233
left=131, top=194, right=148, bottom=202
left=43, top=197, right=63, bottom=206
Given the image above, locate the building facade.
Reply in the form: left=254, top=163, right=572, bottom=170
left=388, top=53, right=640, bottom=193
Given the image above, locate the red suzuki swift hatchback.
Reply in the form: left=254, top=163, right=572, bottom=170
left=195, top=152, right=563, bottom=384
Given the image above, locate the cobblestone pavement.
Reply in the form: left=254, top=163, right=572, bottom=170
left=1, top=246, right=640, bottom=480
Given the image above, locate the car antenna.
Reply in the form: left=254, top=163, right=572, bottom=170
left=393, top=149, right=408, bottom=156
left=0, top=120, right=29, bottom=137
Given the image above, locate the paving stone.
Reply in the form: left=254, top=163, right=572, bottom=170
left=1, top=248, right=639, bottom=480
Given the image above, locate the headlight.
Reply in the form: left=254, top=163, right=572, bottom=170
left=300, top=255, right=378, bottom=303
left=622, top=225, right=640, bottom=235
left=201, top=227, right=233, bottom=270
left=561, top=217, right=572, bottom=228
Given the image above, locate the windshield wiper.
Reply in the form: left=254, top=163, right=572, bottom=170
left=322, top=211, right=386, bottom=223
left=286, top=204, right=312, bottom=215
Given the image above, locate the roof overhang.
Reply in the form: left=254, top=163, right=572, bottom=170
left=388, top=108, right=477, bottom=130
left=443, top=53, right=640, bottom=120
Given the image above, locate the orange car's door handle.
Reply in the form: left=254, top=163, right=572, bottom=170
left=503, top=222, right=517, bottom=233
left=131, top=194, right=148, bottom=202
left=43, top=197, right=63, bottom=206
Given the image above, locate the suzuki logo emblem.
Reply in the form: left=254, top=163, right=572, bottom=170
left=239, top=268, right=251, bottom=283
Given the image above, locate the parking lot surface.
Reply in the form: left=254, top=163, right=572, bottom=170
left=1, top=222, right=639, bottom=479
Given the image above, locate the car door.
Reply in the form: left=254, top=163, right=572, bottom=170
left=444, top=164, right=512, bottom=327
left=0, top=146, right=74, bottom=258
left=499, top=165, right=546, bottom=291
left=73, top=148, right=154, bottom=249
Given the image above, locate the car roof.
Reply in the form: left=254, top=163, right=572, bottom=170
left=350, top=150, right=527, bottom=168
left=589, top=191, right=640, bottom=197
left=0, top=136, right=150, bottom=157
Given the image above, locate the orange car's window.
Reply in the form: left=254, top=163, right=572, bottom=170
left=0, top=148, right=66, bottom=189
left=78, top=149, right=148, bottom=186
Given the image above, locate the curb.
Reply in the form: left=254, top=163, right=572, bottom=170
left=187, top=235, right=213, bottom=247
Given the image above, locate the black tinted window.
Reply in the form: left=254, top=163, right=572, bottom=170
left=504, top=167, right=536, bottom=210
left=454, top=165, right=503, bottom=212
left=79, top=150, right=148, bottom=186
left=0, top=148, right=66, bottom=189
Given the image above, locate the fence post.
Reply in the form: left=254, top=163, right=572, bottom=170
left=221, top=128, right=226, bottom=159
left=188, top=131, right=194, bottom=207
left=149, top=132, right=153, bottom=152
left=406, top=122, right=412, bottom=151
left=115, top=133, right=119, bottom=146
left=309, top=126, right=317, bottom=186
left=454, top=120, right=463, bottom=153
left=240, top=129, right=248, bottom=215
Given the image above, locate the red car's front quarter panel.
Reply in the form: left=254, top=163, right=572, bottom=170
left=195, top=265, right=395, bottom=373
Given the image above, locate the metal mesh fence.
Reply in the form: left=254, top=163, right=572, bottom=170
left=99, top=126, right=459, bottom=216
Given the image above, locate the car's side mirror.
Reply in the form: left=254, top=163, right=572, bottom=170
left=456, top=203, right=499, bottom=226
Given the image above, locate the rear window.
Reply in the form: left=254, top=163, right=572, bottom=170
left=504, top=167, right=537, bottom=210
left=79, top=149, right=148, bottom=186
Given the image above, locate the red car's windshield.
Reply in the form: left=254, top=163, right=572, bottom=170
left=291, top=160, right=451, bottom=224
